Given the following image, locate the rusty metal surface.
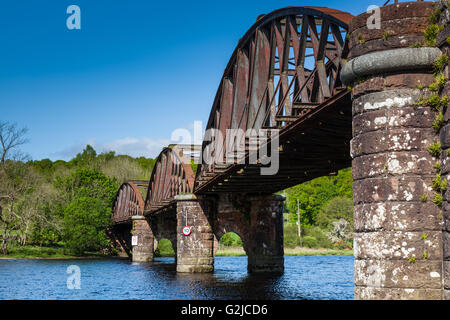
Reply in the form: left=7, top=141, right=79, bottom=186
left=144, top=147, right=195, bottom=215
left=111, top=182, right=146, bottom=224
left=195, top=6, right=353, bottom=194
left=111, top=6, right=355, bottom=224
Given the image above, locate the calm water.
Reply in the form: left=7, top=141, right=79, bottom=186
left=0, top=256, right=354, bottom=300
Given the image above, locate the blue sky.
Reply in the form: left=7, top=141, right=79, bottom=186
left=1, top=0, right=379, bottom=161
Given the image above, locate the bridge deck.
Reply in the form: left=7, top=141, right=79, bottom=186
left=194, top=89, right=352, bottom=194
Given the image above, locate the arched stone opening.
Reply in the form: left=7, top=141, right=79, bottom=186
left=215, top=232, right=246, bottom=257
left=154, top=237, right=175, bottom=258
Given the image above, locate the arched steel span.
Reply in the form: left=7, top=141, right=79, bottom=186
left=194, top=6, right=354, bottom=194
left=144, top=147, right=195, bottom=214
left=112, top=182, right=146, bottom=224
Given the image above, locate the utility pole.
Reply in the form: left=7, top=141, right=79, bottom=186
left=297, top=199, right=302, bottom=247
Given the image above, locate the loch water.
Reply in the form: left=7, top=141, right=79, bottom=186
left=0, top=255, right=354, bottom=300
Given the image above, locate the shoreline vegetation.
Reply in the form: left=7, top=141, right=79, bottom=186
left=0, top=245, right=353, bottom=260
left=0, top=129, right=354, bottom=260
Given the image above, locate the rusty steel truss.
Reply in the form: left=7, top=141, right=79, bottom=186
left=112, top=181, right=146, bottom=224
left=195, top=7, right=353, bottom=194
left=143, top=147, right=195, bottom=214
left=112, top=6, right=355, bottom=222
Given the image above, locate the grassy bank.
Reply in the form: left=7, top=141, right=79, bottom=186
left=216, top=247, right=353, bottom=257
left=0, top=245, right=353, bottom=259
left=0, top=246, right=112, bottom=259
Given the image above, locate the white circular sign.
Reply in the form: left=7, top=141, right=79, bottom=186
left=182, top=226, right=191, bottom=236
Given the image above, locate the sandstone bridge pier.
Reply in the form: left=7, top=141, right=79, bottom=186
left=109, top=2, right=450, bottom=300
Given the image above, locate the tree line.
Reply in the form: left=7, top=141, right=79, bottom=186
left=0, top=121, right=155, bottom=255
left=0, top=120, right=353, bottom=256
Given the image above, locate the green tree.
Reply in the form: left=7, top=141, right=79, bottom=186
left=284, top=168, right=352, bottom=226
left=220, top=232, right=243, bottom=247
left=55, top=167, right=118, bottom=208
left=316, top=196, right=354, bottom=230
left=63, top=197, right=111, bottom=255
left=69, top=145, right=97, bottom=167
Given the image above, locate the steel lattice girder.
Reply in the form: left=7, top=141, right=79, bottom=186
left=144, top=147, right=195, bottom=215
left=194, top=6, right=353, bottom=194
left=112, top=182, right=146, bottom=224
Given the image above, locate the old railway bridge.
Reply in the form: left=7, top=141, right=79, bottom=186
left=109, top=2, right=450, bottom=299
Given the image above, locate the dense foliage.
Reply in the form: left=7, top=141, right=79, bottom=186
left=0, top=129, right=155, bottom=255
left=0, top=121, right=354, bottom=256
left=283, top=168, right=354, bottom=249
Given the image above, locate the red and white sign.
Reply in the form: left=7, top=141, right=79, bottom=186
left=182, top=226, right=192, bottom=236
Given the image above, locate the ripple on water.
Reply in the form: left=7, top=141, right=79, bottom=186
left=0, top=255, right=354, bottom=300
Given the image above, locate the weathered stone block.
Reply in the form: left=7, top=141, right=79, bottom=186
left=440, top=125, right=450, bottom=149
left=353, top=177, right=434, bottom=204
left=352, top=89, right=423, bottom=116
left=349, top=35, right=426, bottom=60
left=349, top=2, right=433, bottom=33
left=352, top=74, right=434, bottom=98
left=349, top=17, right=429, bottom=49
left=355, top=287, right=443, bottom=300
left=354, top=202, right=442, bottom=232
left=354, top=231, right=442, bottom=260
left=352, top=151, right=434, bottom=180
left=354, top=259, right=442, bottom=289
left=351, top=128, right=434, bottom=158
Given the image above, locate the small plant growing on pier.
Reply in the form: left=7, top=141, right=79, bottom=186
left=428, top=141, right=442, bottom=158
left=435, top=72, right=446, bottom=89
left=420, top=194, right=428, bottom=203
left=423, top=251, right=428, bottom=259
left=421, top=233, right=428, bottom=240
left=357, top=34, right=365, bottom=45
left=434, top=54, right=449, bottom=73
left=408, top=256, right=416, bottom=263
left=434, top=193, right=443, bottom=207
left=434, top=162, right=441, bottom=173
left=441, top=96, right=449, bottom=109
left=432, top=112, right=444, bottom=132
left=433, top=173, right=443, bottom=191
left=425, top=24, right=439, bottom=46
left=442, top=177, right=447, bottom=191
left=410, top=43, right=422, bottom=48
left=427, top=94, right=442, bottom=111
left=429, top=8, right=442, bottom=24
left=413, top=96, right=425, bottom=107
left=429, top=82, right=438, bottom=92
left=383, top=32, right=390, bottom=40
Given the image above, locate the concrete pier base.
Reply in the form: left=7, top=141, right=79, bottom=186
left=131, top=216, right=154, bottom=263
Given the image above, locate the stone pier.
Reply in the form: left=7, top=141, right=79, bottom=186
left=175, top=194, right=214, bottom=273
left=131, top=215, right=154, bottom=263
left=342, top=1, right=446, bottom=299
left=246, top=195, right=285, bottom=273
left=108, top=224, right=132, bottom=258
left=437, top=0, right=450, bottom=300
